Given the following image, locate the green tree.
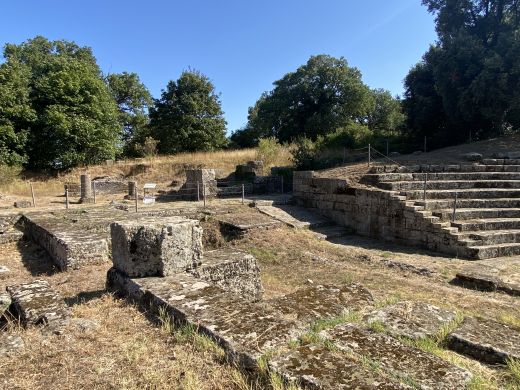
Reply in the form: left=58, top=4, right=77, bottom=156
left=366, top=89, right=405, bottom=137
left=149, top=70, right=227, bottom=153
left=247, top=55, right=373, bottom=143
left=404, top=0, right=520, bottom=147
left=0, top=36, right=121, bottom=169
left=106, top=72, right=153, bottom=156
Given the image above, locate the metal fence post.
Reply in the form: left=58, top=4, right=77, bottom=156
left=93, top=181, right=97, bottom=204
left=197, top=181, right=200, bottom=202
left=242, top=184, right=245, bottom=204
left=368, top=144, right=371, bottom=167
left=30, top=183, right=36, bottom=207
left=452, top=192, right=458, bottom=222
left=65, top=189, right=69, bottom=210
left=203, top=184, right=206, bottom=207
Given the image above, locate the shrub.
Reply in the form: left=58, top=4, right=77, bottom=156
left=0, top=164, right=22, bottom=186
left=256, top=137, right=284, bottom=171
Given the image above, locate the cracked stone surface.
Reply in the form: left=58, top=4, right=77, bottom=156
left=365, top=301, right=457, bottom=340
left=447, top=317, right=520, bottom=364
left=323, top=324, right=472, bottom=389
left=111, top=217, right=203, bottom=277
left=7, top=280, right=70, bottom=326
left=270, top=343, right=409, bottom=389
left=188, top=249, right=264, bottom=301
left=269, top=284, right=374, bottom=325
left=0, top=334, right=24, bottom=356
left=107, top=268, right=300, bottom=368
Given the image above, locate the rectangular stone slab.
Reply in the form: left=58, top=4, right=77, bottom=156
left=7, top=280, right=70, bottom=326
left=110, top=217, right=203, bottom=277
left=323, top=324, right=472, bottom=389
left=365, top=301, right=457, bottom=340
left=106, top=268, right=300, bottom=368
left=269, top=343, right=409, bottom=389
left=19, top=214, right=109, bottom=270
left=268, top=284, right=374, bottom=325
left=188, top=249, right=264, bottom=301
left=447, top=317, right=520, bottom=364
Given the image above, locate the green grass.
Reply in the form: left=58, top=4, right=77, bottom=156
left=507, top=358, right=520, bottom=386
left=368, top=320, right=388, bottom=333
left=249, top=247, right=279, bottom=264
left=310, top=311, right=362, bottom=333
left=375, top=294, right=402, bottom=309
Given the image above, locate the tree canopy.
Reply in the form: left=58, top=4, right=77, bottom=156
left=404, top=0, right=520, bottom=147
left=149, top=70, right=227, bottom=153
left=0, top=36, right=121, bottom=169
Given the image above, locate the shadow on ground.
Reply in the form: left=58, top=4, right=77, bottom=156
left=16, top=239, right=59, bottom=276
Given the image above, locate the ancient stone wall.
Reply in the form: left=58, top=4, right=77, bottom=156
left=292, top=171, right=469, bottom=257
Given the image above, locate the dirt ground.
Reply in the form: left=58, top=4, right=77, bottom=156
left=0, top=201, right=519, bottom=389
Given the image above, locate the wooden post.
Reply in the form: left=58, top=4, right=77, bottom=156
left=30, top=183, right=36, bottom=207
left=197, top=181, right=200, bottom=202
left=135, top=188, right=138, bottom=213
left=93, top=181, right=97, bottom=204
left=65, top=188, right=69, bottom=210
left=203, top=184, right=206, bottom=207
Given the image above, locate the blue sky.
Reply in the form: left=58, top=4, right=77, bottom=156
left=0, top=0, right=437, bottom=134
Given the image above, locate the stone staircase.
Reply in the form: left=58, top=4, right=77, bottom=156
left=364, top=159, right=520, bottom=259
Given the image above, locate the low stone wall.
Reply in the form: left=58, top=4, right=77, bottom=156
left=19, top=214, right=109, bottom=270
left=293, top=171, right=469, bottom=258
left=65, top=178, right=127, bottom=197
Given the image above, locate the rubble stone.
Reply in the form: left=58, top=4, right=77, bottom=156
left=7, top=280, right=70, bottom=326
left=365, top=301, right=457, bottom=339
left=188, top=249, right=263, bottom=301
left=14, top=200, right=31, bottom=208
left=0, top=291, right=11, bottom=316
left=110, top=217, right=203, bottom=277
left=447, top=317, right=520, bottom=364
left=462, top=152, right=483, bottom=162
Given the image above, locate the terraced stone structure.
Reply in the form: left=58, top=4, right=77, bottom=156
left=294, top=158, right=520, bottom=259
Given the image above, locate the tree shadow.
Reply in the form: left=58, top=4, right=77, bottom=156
left=16, top=239, right=60, bottom=276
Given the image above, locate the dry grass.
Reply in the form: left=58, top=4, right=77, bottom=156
left=0, top=147, right=293, bottom=197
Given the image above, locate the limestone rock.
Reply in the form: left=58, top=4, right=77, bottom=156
left=270, top=284, right=374, bottom=325
left=270, top=343, right=408, bottom=389
left=0, top=291, right=12, bottom=316
left=0, top=265, right=9, bottom=278
left=110, top=216, right=203, bottom=277
left=43, top=317, right=101, bottom=336
left=365, top=301, right=457, bottom=340
left=0, top=334, right=24, bottom=356
left=447, top=317, right=520, bottom=364
left=323, top=324, right=472, bottom=389
left=7, top=280, right=70, bottom=326
left=188, top=249, right=263, bottom=301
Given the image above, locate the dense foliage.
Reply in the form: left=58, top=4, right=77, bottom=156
left=0, top=36, right=121, bottom=169
left=403, top=0, right=520, bottom=148
left=231, top=55, right=404, bottom=149
left=149, top=70, right=227, bottom=154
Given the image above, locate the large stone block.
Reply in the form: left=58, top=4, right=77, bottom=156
left=189, top=249, right=263, bottom=301
left=110, top=217, right=203, bottom=277
left=7, top=280, right=70, bottom=326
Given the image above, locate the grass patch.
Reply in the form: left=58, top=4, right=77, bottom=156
left=380, top=252, right=393, bottom=259
left=499, top=313, right=520, bottom=328
left=368, top=320, right=388, bottom=333
left=375, top=294, right=402, bottom=309
left=310, top=311, right=362, bottom=333
left=507, top=358, right=520, bottom=385
left=249, top=247, right=279, bottom=264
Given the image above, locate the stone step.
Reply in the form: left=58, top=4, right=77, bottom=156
left=369, top=164, right=520, bottom=173
left=457, top=229, right=520, bottom=246
left=310, top=225, right=350, bottom=240
left=373, top=172, right=520, bottom=183
left=465, top=242, right=520, bottom=259
left=483, top=158, right=520, bottom=165
left=433, top=208, right=520, bottom=221
left=452, top=218, right=520, bottom=232
left=402, top=188, right=520, bottom=200
left=415, top=198, right=520, bottom=210
left=381, top=180, right=520, bottom=191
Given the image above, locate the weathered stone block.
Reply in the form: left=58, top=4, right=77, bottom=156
left=365, top=301, right=457, bottom=340
left=110, top=217, right=203, bottom=277
left=0, top=291, right=11, bottom=316
left=447, top=317, right=520, bottom=364
left=0, top=334, right=24, bottom=356
left=7, top=280, right=70, bottom=326
left=188, top=249, right=263, bottom=301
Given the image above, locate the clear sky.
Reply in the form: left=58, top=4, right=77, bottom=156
left=0, top=0, right=437, bottom=134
